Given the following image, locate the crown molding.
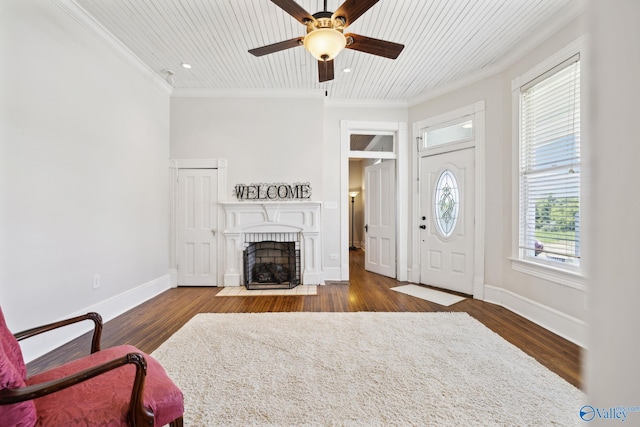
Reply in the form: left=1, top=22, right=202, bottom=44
left=51, top=0, right=172, bottom=95
left=170, top=89, right=407, bottom=106
left=170, top=88, right=324, bottom=99
left=324, top=99, right=408, bottom=109
left=407, top=65, right=505, bottom=107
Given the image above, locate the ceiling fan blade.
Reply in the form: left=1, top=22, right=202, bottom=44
left=249, top=37, right=304, bottom=57
left=271, top=0, right=315, bottom=25
left=345, top=33, right=404, bottom=59
left=333, top=0, right=380, bottom=27
left=318, top=59, right=335, bottom=83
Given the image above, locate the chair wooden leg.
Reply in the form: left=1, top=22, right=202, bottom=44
left=169, top=416, right=184, bottom=427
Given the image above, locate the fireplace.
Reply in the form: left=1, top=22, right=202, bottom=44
left=221, top=202, right=322, bottom=286
left=243, top=241, right=300, bottom=289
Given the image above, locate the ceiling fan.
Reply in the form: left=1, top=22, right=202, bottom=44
left=249, top=0, right=404, bottom=82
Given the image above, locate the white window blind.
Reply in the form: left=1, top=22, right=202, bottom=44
left=519, top=55, right=580, bottom=266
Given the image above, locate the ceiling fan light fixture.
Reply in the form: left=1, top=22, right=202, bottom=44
left=248, top=0, right=404, bottom=83
left=304, top=28, right=346, bottom=61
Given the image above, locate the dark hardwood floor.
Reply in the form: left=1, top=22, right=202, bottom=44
left=26, top=249, right=582, bottom=389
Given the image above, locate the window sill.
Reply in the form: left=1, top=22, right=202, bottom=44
left=509, top=257, right=587, bottom=291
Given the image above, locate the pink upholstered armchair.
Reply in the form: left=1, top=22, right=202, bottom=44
left=0, top=307, right=183, bottom=426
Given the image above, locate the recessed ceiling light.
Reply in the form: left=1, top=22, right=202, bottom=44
left=181, top=63, right=192, bottom=69
left=342, top=68, right=352, bottom=73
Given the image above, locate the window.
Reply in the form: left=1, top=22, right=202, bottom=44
left=424, top=118, right=473, bottom=148
left=434, top=169, right=460, bottom=237
left=350, top=134, right=394, bottom=152
left=518, top=55, right=581, bottom=268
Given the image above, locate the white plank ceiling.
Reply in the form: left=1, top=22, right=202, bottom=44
left=69, top=0, right=579, bottom=101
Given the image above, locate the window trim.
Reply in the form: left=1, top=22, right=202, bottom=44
left=511, top=36, right=587, bottom=287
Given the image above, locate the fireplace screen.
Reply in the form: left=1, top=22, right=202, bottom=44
left=243, top=241, right=300, bottom=290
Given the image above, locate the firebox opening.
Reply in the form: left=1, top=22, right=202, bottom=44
left=243, top=241, right=300, bottom=290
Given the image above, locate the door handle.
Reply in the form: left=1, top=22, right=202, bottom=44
left=364, top=224, right=368, bottom=233
left=419, top=225, right=426, bottom=229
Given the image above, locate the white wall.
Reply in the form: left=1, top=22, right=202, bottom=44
left=408, top=14, right=587, bottom=346
left=0, top=0, right=171, bottom=360
left=586, top=0, right=640, bottom=417
left=170, top=96, right=324, bottom=201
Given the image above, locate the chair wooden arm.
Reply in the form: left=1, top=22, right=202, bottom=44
left=0, top=352, right=154, bottom=427
left=13, top=312, right=103, bottom=353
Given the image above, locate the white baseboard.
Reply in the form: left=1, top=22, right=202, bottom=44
left=483, top=284, right=587, bottom=348
left=169, top=268, right=178, bottom=287
left=21, top=274, right=172, bottom=363
left=322, top=267, right=341, bottom=282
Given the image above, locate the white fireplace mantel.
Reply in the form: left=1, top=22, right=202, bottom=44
left=221, top=202, right=322, bottom=286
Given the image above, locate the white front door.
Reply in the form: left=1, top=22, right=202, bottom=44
left=420, top=148, right=475, bottom=294
left=177, top=169, right=218, bottom=286
left=364, top=160, right=396, bottom=278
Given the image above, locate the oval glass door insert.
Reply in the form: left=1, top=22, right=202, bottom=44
left=433, top=169, right=460, bottom=237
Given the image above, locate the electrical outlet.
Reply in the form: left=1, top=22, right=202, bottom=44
left=92, top=274, right=101, bottom=289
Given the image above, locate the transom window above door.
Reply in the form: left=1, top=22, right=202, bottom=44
left=424, top=118, right=473, bottom=148
left=349, top=133, right=396, bottom=159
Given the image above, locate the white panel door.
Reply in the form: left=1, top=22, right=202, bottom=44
left=177, top=169, right=218, bottom=286
left=364, top=160, right=396, bottom=278
left=420, top=149, right=474, bottom=294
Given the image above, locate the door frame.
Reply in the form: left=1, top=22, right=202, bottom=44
left=169, top=159, right=227, bottom=287
left=340, top=121, right=409, bottom=282
left=413, top=101, right=485, bottom=299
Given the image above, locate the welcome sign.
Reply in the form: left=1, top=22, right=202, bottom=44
left=234, top=182, right=312, bottom=201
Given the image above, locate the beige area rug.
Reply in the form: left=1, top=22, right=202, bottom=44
left=391, top=284, right=465, bottom=306
left=152, top=312, right=584, bottom=426
left=215, top=285, right=317, bottom=297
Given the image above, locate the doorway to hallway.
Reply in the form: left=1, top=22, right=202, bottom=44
left=349, top=156, right=397, bottom=279
left=341, top=121, right=409, bottom=283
